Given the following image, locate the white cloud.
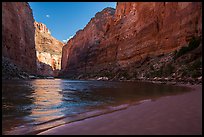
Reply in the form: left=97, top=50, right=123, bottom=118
left=62, top=35, right=73, bottom=43
left=68, top=35, right=73, bottom=40
left=62, top=39, right=68, bottom=43
left=46, top=14, right=50, bottom=18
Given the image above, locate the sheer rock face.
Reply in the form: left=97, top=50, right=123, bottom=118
left=60, top=7, right=115, bottom=77
left=34, top=22, right=64, bottom=77
left=60, top=2, right=202, bottom=78
left=113, top=2, right=202, bottom=68
left=2, top=2, right=37, bottom=74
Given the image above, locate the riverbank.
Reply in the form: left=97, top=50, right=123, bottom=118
left=38, top=84, right=202, bottom=135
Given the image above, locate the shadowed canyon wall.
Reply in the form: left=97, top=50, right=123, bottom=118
left=60, top=7, right=116, bottom=77
left=34, top=22, right=64, bottom=77
left=2, top=2, right=37, bottom=75
left=60, top=2, right=202, bottom=78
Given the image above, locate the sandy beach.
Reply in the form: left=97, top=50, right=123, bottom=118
left=38, top=84, right=202, bottom=135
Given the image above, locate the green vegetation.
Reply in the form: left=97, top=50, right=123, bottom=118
left=148, top=66, right=163, bottom=78
left=117, top=70, right=131, bottom=79
left=163, top=63, right=174, bottom=76
left=191, top=58, right=202, bottom=69
left=181, top=58, right=202, bottom=78
left=174, top=37, right=201, bottom=59
left=99, top=71, right=115, bottom=78
left=147, top=63, right=174, bottom=78
left=150, top=64, right=154, bottom=71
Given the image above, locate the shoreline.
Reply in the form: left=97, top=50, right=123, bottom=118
left=38, top=83, right=202, bottom=135
left=3, top=74, right=202, bottom=86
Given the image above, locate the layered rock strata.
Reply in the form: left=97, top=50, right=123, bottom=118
left=60, top=7, right=116, bottom=77
left=34, top=22, right=64, bottom=76
left=2, top=2, right=37, bottom=75
left=60, top=2, right=202, bottom=79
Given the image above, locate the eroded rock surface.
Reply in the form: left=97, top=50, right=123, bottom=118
left=34, top=22, right=64, bottom=76
left=60, top=2, right=202, bottom=79
left=2, top=2, right=37, bottom=76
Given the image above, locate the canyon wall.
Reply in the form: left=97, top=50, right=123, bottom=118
left=61, top=2, right=202, bottom=78
left=60, top=7, right=116, bottom=77
left=2, top=2, right=37, bottom=75
left=34, top=22, right=64, bottom=76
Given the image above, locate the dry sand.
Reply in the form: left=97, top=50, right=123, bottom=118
left=38, top=84, right=202, bottom=135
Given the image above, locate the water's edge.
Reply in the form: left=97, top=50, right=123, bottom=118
left=3, top=80, right=195, bottom=135
left=35, top=84, right=194, bottom=135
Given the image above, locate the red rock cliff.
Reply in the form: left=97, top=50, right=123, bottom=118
left=60, top=7, right=115, bottom=77
left=60, top=2, right=202, bottom=78
left=34, top=21, right=64, bottom=77
left=113, top=2, right=202, bottom=67
left=2, top=2, right=37, bottom=74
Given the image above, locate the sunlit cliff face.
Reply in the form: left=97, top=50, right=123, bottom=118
left=34, top=21, right=64, bottom=77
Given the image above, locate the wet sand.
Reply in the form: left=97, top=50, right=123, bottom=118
left=38, top=84, right=202, bottom=135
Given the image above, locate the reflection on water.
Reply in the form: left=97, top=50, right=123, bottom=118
left=30, top=80, right=64, bottom=124
left=2, top=79, right=190, bottom=135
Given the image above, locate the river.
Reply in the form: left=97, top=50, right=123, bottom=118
left=2, top=79, right=190, bottom=135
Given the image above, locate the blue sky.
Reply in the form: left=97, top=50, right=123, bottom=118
left=29, top=2, right=116, bottom=43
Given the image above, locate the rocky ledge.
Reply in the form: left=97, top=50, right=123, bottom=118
left=62, top=36, right=202, bottom=85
